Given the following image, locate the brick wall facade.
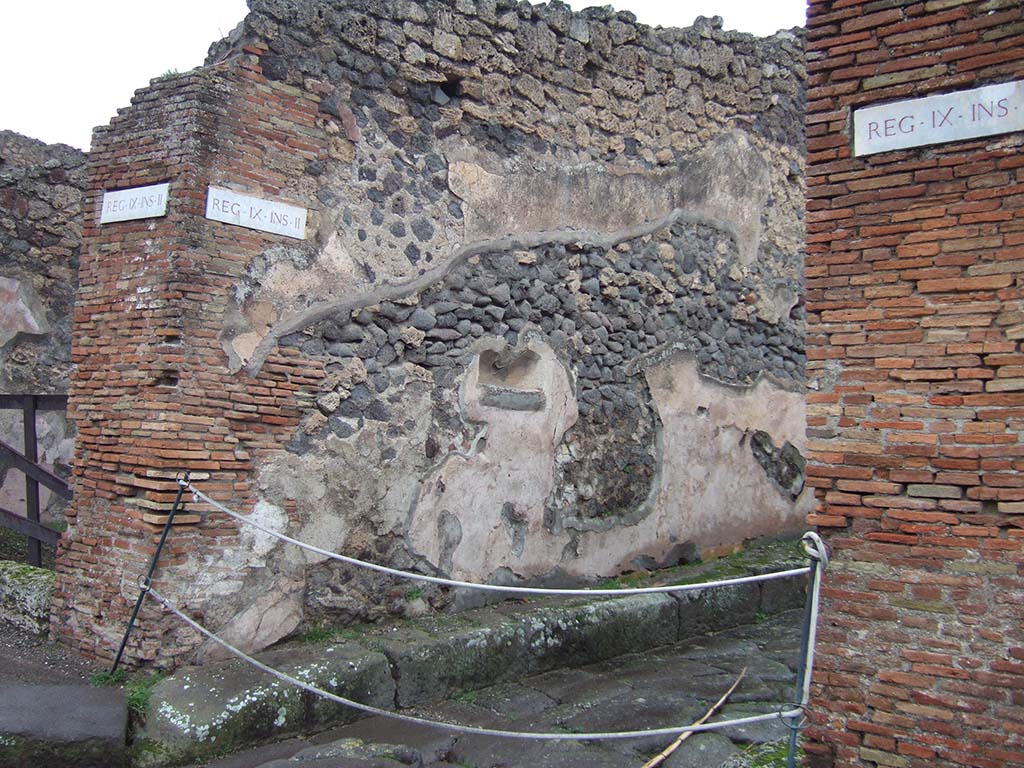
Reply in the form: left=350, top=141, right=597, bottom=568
left=52, top=59, right=326, bottom=666
left=804, top=1, right=1024, bottom=765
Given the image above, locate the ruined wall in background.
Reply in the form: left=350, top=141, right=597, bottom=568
left=0, top=132, right=83, bottom=524
left=54, top=0, right=808, bottom=667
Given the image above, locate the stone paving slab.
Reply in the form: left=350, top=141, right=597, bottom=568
left=208, top=610, right=803, bottom=768
left=0, top=683, right=128, bottom=768
left=148, top=548, right=807, bottom=767
left=136, top=644, right=395, bottom=768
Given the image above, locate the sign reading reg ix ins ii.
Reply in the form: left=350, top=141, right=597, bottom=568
left=205, top=187, right=307, bottom=240
left=853, top=79, right=1024, bottom=157
left=99, top=183, right=169, bottom=224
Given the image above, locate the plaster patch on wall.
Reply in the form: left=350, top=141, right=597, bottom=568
left=406, top=347, right=807, bottom=583
left=408, top=338, right=578, bottom=580
left=447, top=131, right=768, bottom=264
left=244, top=500, right=289, bottom=558
left=0, top=276, right=49, bottom=347
left=643, top=353, right=810, bottom=551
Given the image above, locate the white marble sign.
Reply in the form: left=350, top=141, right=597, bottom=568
left=853, top=80, right=1024, bottom=156
left=205, top=187, right=307, bottom=240
left=99, top=183, right=169, bottom=223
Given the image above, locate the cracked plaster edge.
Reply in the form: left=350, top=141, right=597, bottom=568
left=238, top=207, right=744, bottom=376
left=556, top=419, right=666, bottom=537
left=626, top=341, right=805, bottom=396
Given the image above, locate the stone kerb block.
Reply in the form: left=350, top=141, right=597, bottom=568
left=0, top=560, right=54, bottom=635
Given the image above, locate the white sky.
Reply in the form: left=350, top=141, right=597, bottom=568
left=0, top=1, right=806, bottom=152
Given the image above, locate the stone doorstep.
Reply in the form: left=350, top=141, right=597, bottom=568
left=0, top=683, right=129, bottom=768
left=134, top=572, right=806, bottom=768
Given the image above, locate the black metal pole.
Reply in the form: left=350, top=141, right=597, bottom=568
left=23, top=395, right=40, bottom=567
left=786, top=553, right=820, bottom=768
left=111, top=472, right=189, bottom=673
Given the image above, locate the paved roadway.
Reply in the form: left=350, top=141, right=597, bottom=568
left=203, top=610, right=803, bottom=768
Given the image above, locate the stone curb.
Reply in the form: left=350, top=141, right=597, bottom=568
left=0, top=560, right=54, bottom=635
left=135, top=570, right=806, bottom=767
left=0, top=683, right=128, bottom=768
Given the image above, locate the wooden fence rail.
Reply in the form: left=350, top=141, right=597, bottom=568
left=0, top=394, right=70, bottom=566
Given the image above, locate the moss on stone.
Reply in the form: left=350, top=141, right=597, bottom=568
left=0, top=560, right=54, bottom=585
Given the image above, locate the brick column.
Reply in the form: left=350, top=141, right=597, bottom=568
left=804, top=1, right=1024, bottom=765
left=52, top=54, right=325, bottom=667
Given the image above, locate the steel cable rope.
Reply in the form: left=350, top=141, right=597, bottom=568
left=186, top=482, right=812, bottom=597
left=146, top=585, right=805, bottom=742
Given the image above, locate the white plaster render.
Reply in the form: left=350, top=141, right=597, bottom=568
left=408, top=348, right=808, bottom=581
left=0, top=276, right=49, bottom=347
left=408, top=339, right=578, bottom=579
left=243, top=500, right=290, bottom=558
left=446, top=130, right=768, bottom=264
left=642, top=357, right=812, bottom=552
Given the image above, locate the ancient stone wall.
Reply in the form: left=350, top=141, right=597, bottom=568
left=0, top=132, right=84, bottom=524
left=54, top=0, right=808, bottom=667
left=804, top=0, right=1024, bottom=765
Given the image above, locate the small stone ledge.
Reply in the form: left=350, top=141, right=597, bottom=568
left=0, top=684, right=128, bottom=768
left=0, top=560, right=54, bottom=635
left=135, top=644, right=394, bottom=768
left=135, top=556, right=807, bottom=767
left=377, top=593, right=680, bottom=709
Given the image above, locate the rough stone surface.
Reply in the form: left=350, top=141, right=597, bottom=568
left=0, top=131, right=83, bottom=393
left=0, top=560, right=54, bottom=634
left=185, top=609, right=805, bottom=768
left=0, top=683, right=128, bottom=768
left=380, top=594, right=679, bottom=708
left=136, top=643, right=395, bottom=768
left=0, top=131, right=81, bottom=526
left=140, top=547, right=805, bottom=765
left=664, top=733, right=742, bottom=768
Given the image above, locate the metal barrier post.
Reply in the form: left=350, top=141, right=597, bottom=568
left=22, top=395, right=40, bottom=566
left=786, top=533, right=827, bottom=768
left=110, top=472, right=189, bottom=673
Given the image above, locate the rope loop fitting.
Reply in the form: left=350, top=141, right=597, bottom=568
left=800, top=531, right=830, bottom=570
left=782, top=703, right=809, bottom=732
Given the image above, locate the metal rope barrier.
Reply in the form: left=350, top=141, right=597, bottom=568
left=146, top=585, right=805, bottom=742
left=186, top=481, right=812, bottom=597
left=117, top=476, right=827, bottom=750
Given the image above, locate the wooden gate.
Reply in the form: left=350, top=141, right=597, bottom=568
left=0, top=394, right=70, bottom=566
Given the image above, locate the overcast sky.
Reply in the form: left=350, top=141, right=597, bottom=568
left=0, top=1, right=806, bottom=152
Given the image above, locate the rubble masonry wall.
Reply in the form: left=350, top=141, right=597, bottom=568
left=52, top=0, right=808, bottom=667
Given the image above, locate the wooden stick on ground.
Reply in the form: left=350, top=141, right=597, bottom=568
left=640, top=666, right=747, bottom=768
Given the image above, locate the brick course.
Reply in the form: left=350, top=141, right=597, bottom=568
left=805, top=0, right=1024, bottom=765
left=51, top=63, right=326, bottom=667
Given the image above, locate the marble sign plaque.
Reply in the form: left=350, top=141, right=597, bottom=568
left=853, top=80, right=1024, bottom=157
left=99, top=183, right=169, bottom=224
left=205, top=187, right=307, bottom=240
